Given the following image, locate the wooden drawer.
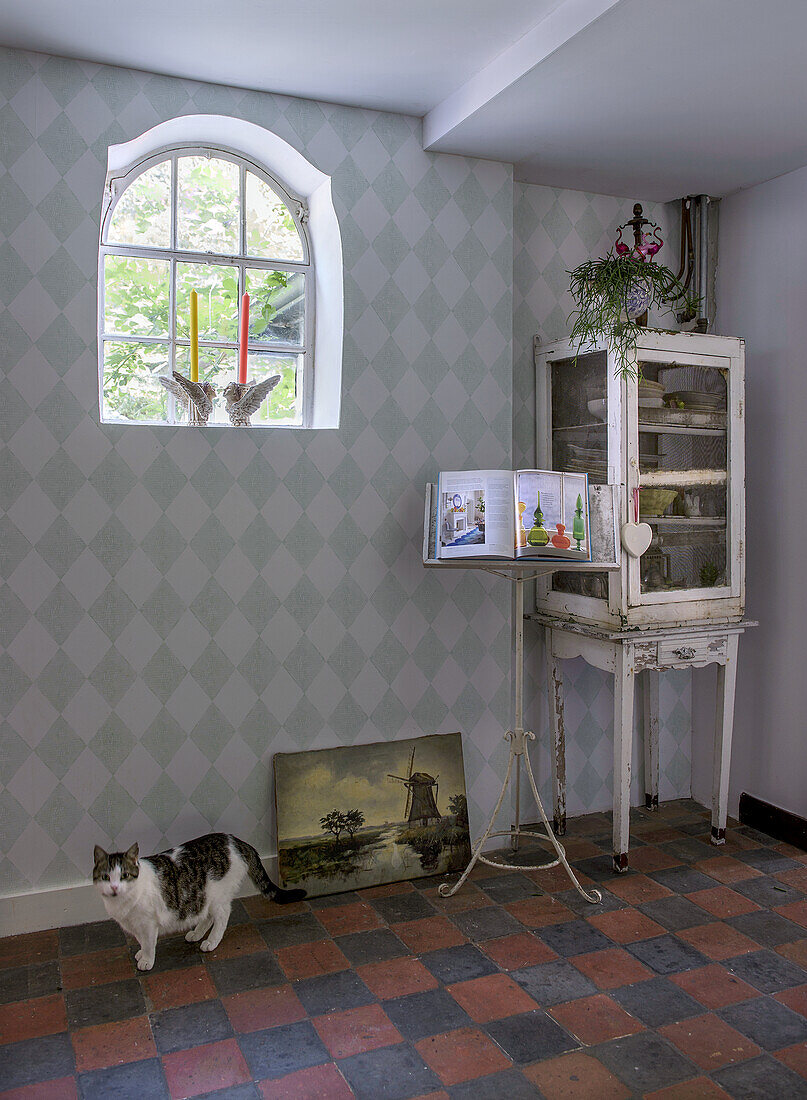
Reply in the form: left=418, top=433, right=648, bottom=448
left=634, top=635, right=727, bottom=669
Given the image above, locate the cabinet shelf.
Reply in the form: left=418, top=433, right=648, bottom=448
left=640, top=469, right=727, bottom=487
left=645, top=516, right=726, bottom=527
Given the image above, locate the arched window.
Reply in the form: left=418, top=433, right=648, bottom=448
left=98, top=116, right=343, bottom=428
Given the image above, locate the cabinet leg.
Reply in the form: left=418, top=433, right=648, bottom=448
left=546, top=633, right=566, bottom=837
left=613, top=645, right=635, bottom=872
left=712, top=634, right=739, bottom=845
left=643, top=670, right=660, bottom=811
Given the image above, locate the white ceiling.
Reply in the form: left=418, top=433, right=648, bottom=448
left=3, top=0, right=807, bottom=200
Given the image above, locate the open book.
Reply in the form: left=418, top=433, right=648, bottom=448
left=428, top=469, right=591, bottom=561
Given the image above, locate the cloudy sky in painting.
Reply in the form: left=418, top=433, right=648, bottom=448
left=275, top=733, right=467, bottom=839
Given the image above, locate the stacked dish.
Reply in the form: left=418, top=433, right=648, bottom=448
left=638, top=378, right=665, bottom=408
left=665, top=390, right=724, bottom=412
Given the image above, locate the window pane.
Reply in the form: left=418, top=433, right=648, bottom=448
left=246, top=353, right=300, bottom=424
left=176, top=262, right=238, bottom=343
left=246, top=269, right=305, bottom=346
left=177, top=156, right=239, bottom=253
left=246, top=172, right=304, bottom=261
left=104, top=255, right=170, bottom=337
left=174, top=345, right=234, bottom=424
left=107, top=161, right=171, bottom=248
left=102, top=341, right=169, bottom=423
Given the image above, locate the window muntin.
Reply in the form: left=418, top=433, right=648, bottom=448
left=100, top=147, right=311, bottom=427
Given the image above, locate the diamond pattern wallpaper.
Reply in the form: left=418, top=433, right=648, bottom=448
left=512, top=181, right=692, bottom=815
left=0, top=46, right=693, bottom=903
left=0, top=48, right=514, bottom=896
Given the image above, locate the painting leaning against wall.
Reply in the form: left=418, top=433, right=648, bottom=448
left=274, top=732, right=472, bottom=898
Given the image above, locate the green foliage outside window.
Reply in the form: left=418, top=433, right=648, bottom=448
left=102, top=154, right=307, bottom=425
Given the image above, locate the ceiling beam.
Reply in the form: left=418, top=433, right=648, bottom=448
left=423, top=0, right=625, bottom=151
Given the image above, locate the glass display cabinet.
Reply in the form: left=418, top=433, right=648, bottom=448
left=535, top=330, right=745, bottom=628
left=532, top=330, right=753, bottom=874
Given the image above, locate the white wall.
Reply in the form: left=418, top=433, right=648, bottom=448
left=697, top=164, right=807, bottom=818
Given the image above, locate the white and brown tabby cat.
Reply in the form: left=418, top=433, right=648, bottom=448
left=93, top=833, right=305, bottom=970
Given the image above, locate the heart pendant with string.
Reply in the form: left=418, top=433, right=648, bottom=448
left=621, top=487, right=652, bottom=558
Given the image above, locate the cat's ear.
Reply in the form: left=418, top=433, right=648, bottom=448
left=125, top=842, right=139, bottom=862
left=93, top=845, right=107, bottom=865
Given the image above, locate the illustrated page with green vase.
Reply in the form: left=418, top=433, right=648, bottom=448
left=435, top=469, right=590, bottom=561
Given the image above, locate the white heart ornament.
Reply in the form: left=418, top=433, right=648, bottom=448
left=621, top=521, right=652, bottom=558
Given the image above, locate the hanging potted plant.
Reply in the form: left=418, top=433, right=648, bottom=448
left=568, top=205, right=699, bottom=379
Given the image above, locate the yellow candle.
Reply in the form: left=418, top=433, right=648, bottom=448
left=190, top=289, right=199, bottom=383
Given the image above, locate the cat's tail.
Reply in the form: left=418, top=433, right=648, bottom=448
left=232, top=837, right=306, bottom=904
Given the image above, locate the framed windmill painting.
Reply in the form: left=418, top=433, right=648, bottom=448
left=273, top=732, right=472, bottom=897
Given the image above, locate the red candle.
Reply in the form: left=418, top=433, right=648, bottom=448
left=238, top=292, right=249, bottom=383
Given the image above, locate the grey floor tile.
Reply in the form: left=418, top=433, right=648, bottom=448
left=293, top=969, right=374, bottom=1016
left=595, top=1031, right=697, bottom=1092
left=448, top=1068, right=543, bottom=1099
left=536, top=919, right=612, bottom=957
left=450, top=905, right=522, bottom=942
left=78, top=1058, right=169, bottom=1100
left=0, top=961, right=61, bottom=1005
left=420, top=943, right=498, bottom=984
left=371, top=892, right=436, bottom=924
left=383, top=987, right=472, bottom=1041
left=735, top=848, right=803, bottom=874
left=720, top=996, right=807, bottom=1050
left=728, top=909, right=806, bottom=947
left=638, top=895, right=707, bottom=931
left=627, top=934, right=709, bottom=974
left=611, top=977, right=703, bottom=1028
left=206, top=952, right=284, bottom=995
left=485, top=1009, right=578, bottom=1064
left=238, top=1019, right=329, bottom=1080
left=338, top=1042, right=441, bottom=1100
left=476, top=872, right=540, bottom=904
left=257, top=912, right=326, bottom=949
left=724, top=949, right=807, bottom=993
left=0, top=1033, right=75, bottom=1092
left=650, top=867, right=718, bottom=894
left=510, top=959, right=597, bottom=1006
left=150, top=999, right=233, bottom=1053
left=714, top=1053, right=807, bottom=1099
left=59, top=919, right=126, bottom=956
left=65, top=978, right=146, bottom=1029
left=334, top=928, right=408, bottom=965
left=734, top=876, right=804, bottom=908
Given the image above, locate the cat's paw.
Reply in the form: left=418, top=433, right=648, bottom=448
left=200, top=937, right=221, bottom=952
left=136, top=953, right=154, bottom=971
left=185, top=929, right=199, bottom=942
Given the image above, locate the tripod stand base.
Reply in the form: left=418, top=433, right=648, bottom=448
left=439, top=729, right=601, bottom=904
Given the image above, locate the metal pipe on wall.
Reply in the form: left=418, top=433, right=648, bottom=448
left=698, top=194, right=710, bottom=330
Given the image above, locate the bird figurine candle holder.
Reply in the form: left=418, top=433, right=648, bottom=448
left=160, top=370, right=215, bottom=425
left=222, top=375, right=282, bottom=426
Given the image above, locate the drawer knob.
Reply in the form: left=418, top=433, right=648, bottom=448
left=673, top=646, right=696, bottom=660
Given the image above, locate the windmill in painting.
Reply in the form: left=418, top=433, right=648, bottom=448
left=387, top=745, right=440, bottom=826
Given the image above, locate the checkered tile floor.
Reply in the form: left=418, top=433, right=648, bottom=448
left=2, top=799, right=807, bottom=1099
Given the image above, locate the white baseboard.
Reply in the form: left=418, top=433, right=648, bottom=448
left=0, top=853, right=280, bottom=938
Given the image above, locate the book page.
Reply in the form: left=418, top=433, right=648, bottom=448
left=514, top=470, right=590, bottom=560
left=437, top=471, right=514, bottom=558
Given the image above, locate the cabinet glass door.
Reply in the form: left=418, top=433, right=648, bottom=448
left=635, top=356, right=730, bottom=599
left=549, top=349, right=610, bottom=601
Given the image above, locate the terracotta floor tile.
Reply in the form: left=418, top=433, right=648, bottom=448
left=660, top=1012, right=761, bottom=1071
left=571, top=947, right=654, bottom=990
left=774, top=983, right=807, bottom=1018
left=416, top=1026, right=510, bottom=1086
left=223, top=984, right=306, bottom=1032
left=481, top=932, right=558, bottom=970
left=71, top=1015, right=156, bottom=1073
left=644, top=1078, right=731, bottom=1099
left=688, top=886, right=759, bottom=918
left=0, top=1078, right=79, bottom=1099
left=528, top=864, right=593, bottom=894
left=60, top=946, right=134, bottom=990
left=313, top=1002, right=401, bottom=1058
left=637, top=826, right=685, bottom=844
left=275, top=939, right=349, bottom=981
left=506, top=895, right=576, bottom=928
left=776, top=938, right=807, bottom=968
left=774, top=900, right=807, bottom=928
left=315, top=902, right=383, bottom=937
left=694, top=856, right=761, bottom=885
left=558, top=838, right=601, bottom=860
left=677, top=922, right=758, bottom=961
left=144, top=964, right=217, bottom=1011
left=258, top=1062, right=354, bottom=1099
left=608, top=874, right=672, bottom=905
left=589, top=907, right=665, bottom=943
left=0, top=930, right=59, bottom=970
left=360, top=882, right=414, bottom=899
left=240, top=894, right=307, bottom=920
left=775, top=1042, right=807, bottom=1079
left=200, top=922, right=267, bottom=960
left=162, top=1037, right=251, bottom=1099
left=670, top=964, right=758, bottom=1009
left=447, top=972, right=537, bottom=1023
left=776, top=866, right=807, bottom=890
left=394, top=916, right=466, bottom=953
left=628, top=846, right=684, bottom=874
left=549, top=993, right=644, bottom=1044
left=523, top=1050, right=631, bottom=1099
left=356, top=955, right=438, bottom=999
left=0, top=993, right=67, bottom=1044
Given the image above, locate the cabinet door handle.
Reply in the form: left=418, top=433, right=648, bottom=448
left=674, top=646, right=696, bottom=660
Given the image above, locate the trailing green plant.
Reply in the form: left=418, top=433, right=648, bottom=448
left=568, top=251, right=699, bottom=379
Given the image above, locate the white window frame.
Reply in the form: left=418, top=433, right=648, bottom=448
left=98, top=116, right=343, bottom=429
